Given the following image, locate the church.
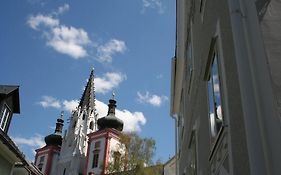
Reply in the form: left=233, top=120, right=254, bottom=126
left=34, top=69, right=125, bottom=175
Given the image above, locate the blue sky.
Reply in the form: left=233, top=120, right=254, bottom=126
left=0, top=0, right=175, bottom=163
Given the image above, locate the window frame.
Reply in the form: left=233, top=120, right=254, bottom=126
left=204, top=37, right=225, bottom=147
left=0, top=104, right=11, bottom=131
left=188, top=131, right=197, bottom=175
left=92, top=152, right=99, bottom=168
left=199, top=0, right=206, bottom=22
left=185, top=24, right=194, bottom=95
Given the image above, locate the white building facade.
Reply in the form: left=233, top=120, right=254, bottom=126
left=171, top=0, right=281, bottom=175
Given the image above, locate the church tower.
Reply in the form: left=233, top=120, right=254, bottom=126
left=85, top=94, right=125, bottom=175
left=56, top=69, right=98, bottom=175
left=35, top=112, right=64, bottom=175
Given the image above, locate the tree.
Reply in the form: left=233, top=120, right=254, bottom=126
left=106, top=132, right=163, bottom=175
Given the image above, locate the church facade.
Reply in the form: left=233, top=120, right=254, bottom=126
left=34, top=69, right=125, bottom=175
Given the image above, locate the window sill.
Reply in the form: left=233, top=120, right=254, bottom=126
left=208, top=125, right=227, bottom=161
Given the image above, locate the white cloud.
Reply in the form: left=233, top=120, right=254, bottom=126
left=57, top=4, right=70, bottom=14
left=27, top=7, right=91, bottom=59
left=27, top=6, right=127, bottom=61
left=142, top=0, right=165, bottom=14
left=38, top=96, right=79, bottom=112
left=96, top=39, right=127, bottom=63
left=27, top=14, right=59, bottom=30
left=11, top=134, right=45, bottom=148
left=37, top=95, right=146, bottom=132
left=47, top=25, right=90, bottom=59
left=137, top=91, right=168, bottom=107
left=95, top=72, right=126, bottom=94
left=38, top=96, right=61, bottom=109
left=156, top=74, right=163, bottom=79
left=95, top=99, right=146, bottom=132
left=62, top=99, right=79, bottom=112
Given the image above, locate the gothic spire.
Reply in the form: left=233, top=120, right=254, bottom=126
left=79, top=68, right=96, bottom=110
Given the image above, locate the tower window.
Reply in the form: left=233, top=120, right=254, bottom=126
left=82, top=113, right=86, bottom=120
left=38, top=163, right=43, bottom=171
left=113, top=151, right=121, bottom=169
left=90, top=121, right=93, bottom=130
left=63, top=168, right=66, bottom=175
left=37, top=155, right=45, bottom=171
left=73, top=121, right=77, bottom=129
left=92, top=153, right=99, bottom=168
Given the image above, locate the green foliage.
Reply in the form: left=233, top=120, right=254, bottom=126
left=106, top=132, right=163, bottom=175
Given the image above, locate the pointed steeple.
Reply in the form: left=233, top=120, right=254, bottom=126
left=79, top=68, right=96, bottom=110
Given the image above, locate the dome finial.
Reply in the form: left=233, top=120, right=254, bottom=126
left=60, top=111, right=64, bottom=119
left=112, top=90, right=115, bottom=100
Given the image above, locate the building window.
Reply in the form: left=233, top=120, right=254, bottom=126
left=92, top=153, right=99, bottom=168
left=207, top=51, right=224, bottom=142
left=113, top=151, right=121, bottom=169
left=82, top=113, right=86, bottom=120
left=63, top=168, right=66, bottom=175
left=38, top=164, right=43, bottom=171
left=73, top=121, right=77, bottom=129
left=0, top=104, right=11, bottom=131
left=185, top=29, right=193, bottom=94
left=37, top=156, right=45, bottom=171
left=199, top=0, right=206, bottom=21
left=188, top=132, right=197, bottom=175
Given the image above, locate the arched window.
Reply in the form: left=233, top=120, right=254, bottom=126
left=89, top=121, right=93, bottom=130
left=82, top=113, right=86, bottom=120
left=63, top=168, right=66, bottom=175
left=73, top=121, right=77, bottom=129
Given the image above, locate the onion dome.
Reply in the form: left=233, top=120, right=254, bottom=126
left=97, top=94, right=124, bottom=131
left=45, top=112, right=64, bottom=146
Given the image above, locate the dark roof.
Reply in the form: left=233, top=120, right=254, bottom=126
left=79, top=69, right=96, bottom=109
left=44, top=134, right=62, bottom=146
left=97, top=99, right=124, bottom=131
left=97, top=113, right=124, bottom=131
left=0, top=85, right=20, bottom=113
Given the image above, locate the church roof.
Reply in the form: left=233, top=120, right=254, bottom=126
left=97, top=98, right=124, bottom=131
left=44, top=112, right=64, bottom=146
left=0, top=85, right=20, bottom=113
left=79, top=68, right=96, bottom=110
